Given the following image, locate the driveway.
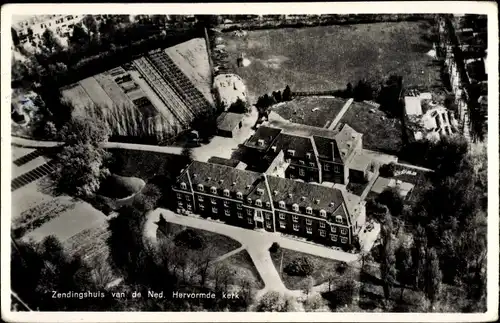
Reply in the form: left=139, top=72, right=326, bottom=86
left=145, top=208, right=359, bottom=299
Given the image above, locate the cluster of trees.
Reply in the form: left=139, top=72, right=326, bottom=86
left=255, top=85, right=292, bottom=117
left=52, top=117, right=111, bottom=198
left=366, top=135, right=487, bottom=311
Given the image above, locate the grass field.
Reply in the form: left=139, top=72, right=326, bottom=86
left=223, top=20, right=440, bottom=102
left=219, top=249, right=265, bottom=289
left=79, top=77, right=114, bottom=109
left=94, top=73, right=134, bottom=108
left=97, top=174, right=145, bottom=199
left=61, top=83, right=95, bottom=112
left=270, top=247, right=357, bottom=290
left=340, top=101, right=403, bottom=154
left=271, top=96, right=347, bottom=128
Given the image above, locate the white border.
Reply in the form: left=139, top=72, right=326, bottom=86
left=1, top=2, right=498, bottom=322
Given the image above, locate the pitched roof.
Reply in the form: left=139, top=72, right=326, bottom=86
left=217, top=112, right=245, bottom=132
left=207, top=156, right=241, bottom=168
left=244, top=125, right=282, bottom=151
left=273, top=133, right=315, bottom=162
left=335, top=124, right=362, bottom=163
left=267, top=176, right=345, bottom=215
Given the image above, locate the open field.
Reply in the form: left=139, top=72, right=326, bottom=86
left=222, top=20, right=440, bottom=102
left=271, top=96, right=347, bottom=128
left=61, top=83, right=95, bottom=112
left=94, top=73, right=134, bottom=109
left=270, top=247, right=357, bottom=290
left=339, top=101, right=403, bottom=154
left=79, top=77, right=114, bottom=109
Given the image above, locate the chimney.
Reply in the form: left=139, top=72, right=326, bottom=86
left=232, top=181, right=236, bottom=186
left=329, top=202, right=335, bottom=207
left=288, top=193, right=293, bottom=198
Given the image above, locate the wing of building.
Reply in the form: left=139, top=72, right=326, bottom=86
left=172, top=159, right=366, bottom=250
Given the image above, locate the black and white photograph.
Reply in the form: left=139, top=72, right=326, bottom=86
left=1, top=2, right=498, bottom=322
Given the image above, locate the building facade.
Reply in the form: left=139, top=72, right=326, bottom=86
left=172, top=160, right=366, bottom=249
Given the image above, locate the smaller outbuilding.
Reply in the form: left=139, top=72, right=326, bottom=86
left=216, top=112, right=245, bottom=138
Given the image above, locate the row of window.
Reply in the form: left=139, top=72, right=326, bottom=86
left=277, top=211, right=341, bottom=223
left=288, top=163, right=341, bottom=174
left=278, top=221, right=348, bottom=242
left=278, top=219, right=346, bottom=233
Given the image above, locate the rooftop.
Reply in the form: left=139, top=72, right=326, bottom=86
left=404, top=96, right=423, bottom=116
left=207, top=156, right=244, bottom=168
left=216, top=112, right=245, bottom=132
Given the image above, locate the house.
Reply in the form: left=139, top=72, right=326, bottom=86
left=244, top=119, right=368, bottom=185
left=172, top=160, right=366, bottom=250
left=216, top=112, right=244, bottom=138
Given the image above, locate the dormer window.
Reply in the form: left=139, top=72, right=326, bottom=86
left=329, top=202, right=335, bottom=207
left=287, top=149, right=295, bottom=156
left=306, top=152, right=312, bottom=159
left=197, top=184, right=204, bottom=192
left=247, top=198, right=252, bottom=204
left=255, top=199, right=262, bottom=207
left=299, top=160, right=305, bottom=165
left=320, top=209, right=326, bottom=217
left=271, top=146, right=277, bottom=152
left=306, top=207, right=312, bottom=215
left=257, top=188, right=264, bottom=195
left=257, top=139, right=265, bottom=147
left=265, top=201, right=271, bottom=208
left=279, top=201, right=285, bottom=209
left=223, top=189, right=230, bottom=197
left=180, top=182, right=187, bottom=190
left=292, top=203, right=299, bottom=212
left=236, top=192, right=243, bottom=199
left=210, top=186, right=217, bottom=194
left=336, top=215, right=342, bottom=223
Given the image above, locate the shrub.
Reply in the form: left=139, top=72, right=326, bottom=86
left=284, top=256, right=314, bottom=276
left=269, top=242, right=280, bottom=253
left=379, top=162, right=396, bottom=177
left=174, top=228, right=205, bottom=250
left=336, top=261, right=348, bottom=275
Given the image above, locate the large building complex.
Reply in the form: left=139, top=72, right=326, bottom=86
left=173, top=160, right=366, bottom=249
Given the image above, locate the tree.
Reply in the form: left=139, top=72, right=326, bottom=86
left=133, top=183, right=162, bottom=212
left=41, top=29, right=62, bottom=53
left=59, top=117, right=110, bottom=146
left=70, top=24, right=90, bottom=46
left=11, top=27, right=20, bottom=47
left=396, top=245, right=413, bottom=301
left=255, top=291, right=298, bottom=312
left=379, top=162, right=396, bottom=177
left=181, top=146, right=194, bottom=164
left=377, top=187, right=404, bottom=218
left=302, top=276, right=314, bottom=297
left=272, top=90, right=282, bottom=103
left=83, top=15, right=98, bottom=36
left=380, top=233, right=397, bottom=300
left=228, top=97, right=248, bottom=113
left=42, top=120, right=57, bottom=139
left=27, top=27, right=34, bottom=40
left=282, top=85, right=292, bottom=101
left=345, top=82, right=354, bottom=97
left=424, top=248, right=442, bottom=309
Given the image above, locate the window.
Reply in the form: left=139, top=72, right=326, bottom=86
left=257, top=139, right=264, bottom=146
left=320, top=222, right=325, bottom=228
left=225, top=209, right=230, bottom=216
left=320, top=209, right=326, bottom=218
left=255, top=199, right=262, bottom=207
left=299, top=160, right=305, bottom=165
left=212, top=207, right=218, bottom=213
left=198, top=196, right=204, bottom=202
left=180, top=182, right=187, bottom=189
left=265, top=214, right=271, bottom=220
left=324, top=164, right=330, bottom=171
left=288, top=149, right=295, bottom=156
left=279, top=213, right=286, bottom=220
left=292, top=204, right=299, bottom=212
left=292, top=215, right=298, bottom=222
left=293, top=224, right=299, bottom=231
left=279, top=201, right=285, bottom=209
left=237, top=212, right=243, bottom=219
left=197, top=184, right=204, bottom=191
left=210, top=186, right=217, bottom=194
left=187, top=203, right=192, bottom=210
left=306, top=152, right=311, bottom=159
left=199, top=204, right=205, bottom=210
left=248, top=218, right=253, bottom=224
left=224, top=201, right=229, bottom=207
left=299, top=168, right=305, bottom=176
left=185, top=195, right=190, bottom=200
left=266, top=202, right=271, bottom=208
left=247, top=209, right=253, bottom=215
left=247, top=198, right=252, bottom=204
left=289, top=165, right=295, bottom=170
left=211, top=198, right=217, bottom=205
left=341, top=237, right=347, bottom=244
left=336, top=215, right=342, bottom=224
left=319, top=229, right=326, bottom=237
left=306, top=207, right=312, bottom=215
left=236, top=192, right=243, bottom=199
left=178, top=201, right=183, bottom=207
left=341, top=228, right=347, bottom=235
left=223, top=189, right=230, bottom=197
left=331, top=234, right=338, bottom=241
left=237, top=204, right=242, bottom=210
left=280, top=221, right=286, bottom=229
left=309, top=162, right=315, bottom=167
left=306, top=218, right=312, bottom=225
left=266, top=222, right=272, bottom=229
left=334, top=165, right=340, bottom=173
left=177, top=193, right=182, bottom=199
left=331, top=226, right=337, bottom=233
left=306, top=226, right=312, bottom=234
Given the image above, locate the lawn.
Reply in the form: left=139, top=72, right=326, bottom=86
left=270, top=247, right=357, bottom=290
left=223, top=20, right=441, bottom=102
left=271, top=96, right=347, bottom=128
left=340, top=101, right=403, bottom=154
left=64, top=221, right=111, bottom=264
left=97, top=174, right=145, bottom=199
left=219, top=249, right=265, bottom=289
